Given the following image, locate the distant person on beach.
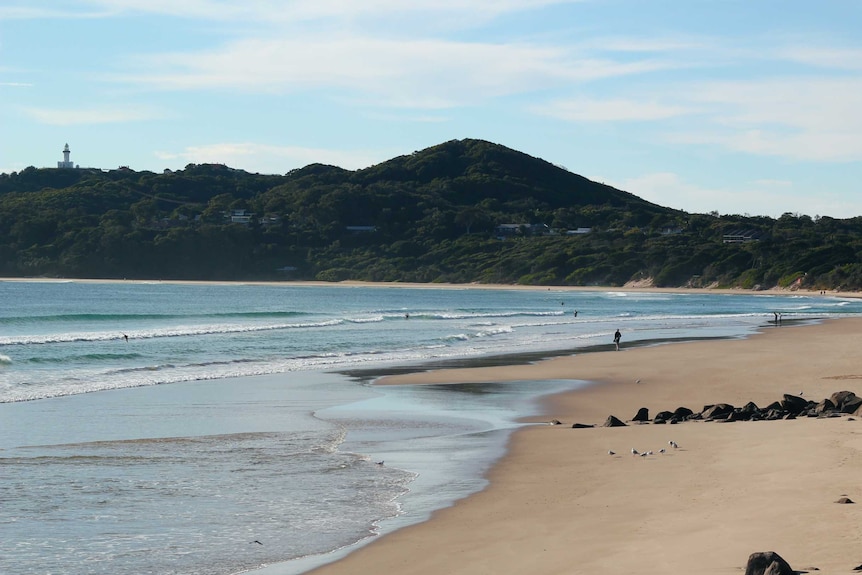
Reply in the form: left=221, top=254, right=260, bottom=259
left=613, top=329, right=621, bottom=351
left=573, top=310, right=578, bottom=317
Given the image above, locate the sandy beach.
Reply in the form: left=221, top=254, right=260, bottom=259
left=307, top=318, right=862, bottom=574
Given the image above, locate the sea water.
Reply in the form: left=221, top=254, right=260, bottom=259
left=1, top=281, right=860, bottom=574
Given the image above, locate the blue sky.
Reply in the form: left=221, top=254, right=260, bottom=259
left=2, top=1, right=861, bottom=218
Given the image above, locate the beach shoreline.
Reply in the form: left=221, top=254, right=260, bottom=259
left=302, top=317, right=862, bottom=574
left=1, top=275, right=860, bottom=299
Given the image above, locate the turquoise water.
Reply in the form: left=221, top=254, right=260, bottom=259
left=1, top=281, right=860, bottom=574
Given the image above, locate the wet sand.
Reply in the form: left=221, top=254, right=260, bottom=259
left=307, top=318, right=862, bottom=574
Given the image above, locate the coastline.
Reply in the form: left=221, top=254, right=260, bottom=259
left=305, top=317, right=862, bottom=574
left=2, top=276, right=860, bottom=299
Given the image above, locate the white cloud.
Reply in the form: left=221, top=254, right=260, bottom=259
left=606, top=172, right=861, bottom=218
left=115, top=34, right=676, bottom=109
left=534, top=97, right=693, bottom=122
left=23, top=106, right=167, bottom=126
left=6, top=0, right=582, bottom=24
left=777, top=46, right=862, bottom=71
left=656, top=77, right=862, bottom=162
left=154, top=142, right=386, bottom=173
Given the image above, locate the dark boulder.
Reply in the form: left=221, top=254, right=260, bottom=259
left=741, top=401, right=761, bottom=416
left=831, top=391, right=862, bottom=413
left=571, top=423, right=594, bottom=429
left=653, top=410, right=674, bottom=424
left=702, top=403, right=735, bottom=420
left=814, top=398, right=836, bottom=415
left=673, top=406, right=694, bottom=420
left=744, top=551, right=793, bottom=575
left=726, top=409, right=748, bottom=422
left=835, top=497, right=854, bottom=504
left=602, top=415, right=627, bottom=427
left=763, top=400, right=783, bottom=412
left=764, top=409, right=784, bottom=421
left=632, top=407, right=650, bottom=422
left=781, top=394, right=809, bottom=415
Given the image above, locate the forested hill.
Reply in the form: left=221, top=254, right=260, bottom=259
left=2, top=138, right=862, bottom=290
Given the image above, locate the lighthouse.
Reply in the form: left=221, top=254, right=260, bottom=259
left=57, top=143, right=75, bottom=168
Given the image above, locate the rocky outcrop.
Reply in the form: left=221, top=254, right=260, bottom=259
left=632, top=407, right=650, bottom=422
left=831, top=390, right=862, bottom=413
left=592, top=390, right=861, bottom=430
left=781, top=394, right=809, bottom=415
left=602, top=415, right=627, bottom=427
left=744, top=551, right=793, bottom=575
left=702, top=403, right=735, bottom=420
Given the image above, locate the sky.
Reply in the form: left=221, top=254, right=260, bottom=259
left=2, top=1, right=861, bottom=218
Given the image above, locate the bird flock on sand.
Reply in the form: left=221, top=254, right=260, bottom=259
left=609, top=440, right=680, bottom=457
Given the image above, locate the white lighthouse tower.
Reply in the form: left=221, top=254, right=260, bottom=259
left=57, top=143, right=75, bottom=168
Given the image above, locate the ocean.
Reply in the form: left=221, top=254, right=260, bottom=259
left=1, top=280, right=859, bottom=575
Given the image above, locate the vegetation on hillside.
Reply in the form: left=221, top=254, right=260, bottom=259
left=1, top=139, right=861, bottom=290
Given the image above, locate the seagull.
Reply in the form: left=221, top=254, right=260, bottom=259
left=669, top=441, right=679, bottom=449
left=635, top=379, right=641, bottom=384
left=646, top=451, right=653, bottom=455
left=252, top=540, right=263, bottom=545
left=640, top=452, right=648, bottom=457
left=375, top=460, right=385, bottom=465
left=608, top=450, right=616, bottom=456
left=631, top=448, right=639, bottom=456
left=659, top=448, right=666, bottom=454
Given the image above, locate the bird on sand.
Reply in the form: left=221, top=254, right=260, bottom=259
left=631, top=448, right=639, bottom=456
left=659, top=448, right=666, bottom=454
left=375, top=460, right=385, bottom=465
left=669, top=440, right=679, bottom=449
left=608, top=450, right=615, bottom=456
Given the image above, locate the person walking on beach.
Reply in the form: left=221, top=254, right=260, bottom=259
left=613, top=329, right=621, bottom=351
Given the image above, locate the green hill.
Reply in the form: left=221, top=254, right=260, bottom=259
left=1, top=138, right=860, bottom=290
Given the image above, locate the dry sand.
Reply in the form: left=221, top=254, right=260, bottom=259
left=308, top=318, right=862, bottom=575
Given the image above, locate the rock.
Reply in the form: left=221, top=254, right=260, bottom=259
left=763, top=408, right=784, bottom=421
left=744, top=551, right=794, bottom=575
left=726, top=409, right=748, bottom=422
left=814, top=398, right=836, bottom=415
left=741, top=401, right=761, bottom=416
left=571, top=423, right=594, bottom=429
left=549, top=419, right=562, bottom=425
left=653, top=410, right=674, bottom=424
left=673, top=406, right=694, bottom=420
left=632, top=407, right=650, bottom=422
left=835, top=497, right=854, bottom=504
left=831, top=391, right=862, bottom=413
left=781, top=394, right=809, bottom=415
left=702, top=403, right=735, bottom=420
left=602, top=415, right=627, bottom=427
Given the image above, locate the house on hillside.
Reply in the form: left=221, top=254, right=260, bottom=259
left=722, top=229, right=761, bottom=243
left=226, top=209, right=254, bottom=225
left=495, top=223, right=552, bottom=239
